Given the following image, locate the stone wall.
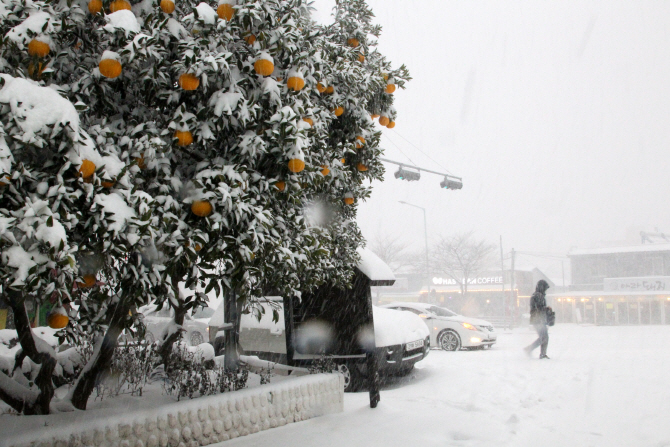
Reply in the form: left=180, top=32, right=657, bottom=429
left=6, top=373, right=343, bottom=447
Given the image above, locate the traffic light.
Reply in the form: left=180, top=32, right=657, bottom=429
left=440, top=177, right=463, bottom=190
left=394, top=167, right=421, bottom=182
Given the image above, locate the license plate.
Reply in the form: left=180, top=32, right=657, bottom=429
left=406, top=339, right=424, bottom=350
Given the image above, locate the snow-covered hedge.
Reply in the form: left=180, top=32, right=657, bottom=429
left=5, top=373, right=343, bottom=447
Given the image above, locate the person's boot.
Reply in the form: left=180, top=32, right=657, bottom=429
left=539, top=354, right=550, bottom=359
left=524, top=346, right=533, bottom=357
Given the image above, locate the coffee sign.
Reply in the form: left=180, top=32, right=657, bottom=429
left=432, top=276, right=503, bottom=286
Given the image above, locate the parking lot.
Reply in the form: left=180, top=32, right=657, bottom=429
left=221, top=324, right=670, bottom=447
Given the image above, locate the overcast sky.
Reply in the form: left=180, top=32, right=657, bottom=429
left=312, top=1, right=670, bottom=280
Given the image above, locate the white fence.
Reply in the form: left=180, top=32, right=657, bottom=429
left=5, top=373, right=343, bottom=447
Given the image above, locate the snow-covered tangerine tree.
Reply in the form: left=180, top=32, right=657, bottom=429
left=0, top=0, right=408, bottom=413
left=0, top=4, right=160, bottom=414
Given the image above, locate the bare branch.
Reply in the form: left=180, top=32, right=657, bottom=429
left=431, top=231, right=497, bottom=296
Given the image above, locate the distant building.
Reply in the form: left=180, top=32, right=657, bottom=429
left=372, top=268, right=554, bottom=326
left=547, top=244, right=670, bottom=325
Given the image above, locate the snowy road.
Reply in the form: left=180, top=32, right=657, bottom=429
left=220, top=325, right=670, bottom=447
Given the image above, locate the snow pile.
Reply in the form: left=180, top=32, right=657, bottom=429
left=209, top=90, right=244, bottom=116
left=195, top=2, right=218, bottom=24
left=94, top=192, right=136, bottom=233
left=5, top=11, right=57, bottom=47
left=0, top=133, right=13, bottom=177
left=356, top=247, right=395, bottom=283
left=372, top=306, right=429, bottom=347
left=104, top=10, right=141, bottom=36
left=0, top=75, right=80, bottom=142
left=2, top=245, right=47, bottom=285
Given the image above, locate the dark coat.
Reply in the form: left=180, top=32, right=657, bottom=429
left=529, top=280, right=550, bottom=325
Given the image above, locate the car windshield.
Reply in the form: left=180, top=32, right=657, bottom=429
left=428, top=306, right=458, bottom=317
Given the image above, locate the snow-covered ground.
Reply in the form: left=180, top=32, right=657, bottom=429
left=219, top=324, right=670, bottom=447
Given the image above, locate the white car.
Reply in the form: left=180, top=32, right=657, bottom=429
left=138, top=304, right=214, bottom=346
left=380, top=302, right=497, bottom=351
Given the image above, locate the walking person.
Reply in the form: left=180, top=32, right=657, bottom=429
left=525, top=279, right=551, bottom=359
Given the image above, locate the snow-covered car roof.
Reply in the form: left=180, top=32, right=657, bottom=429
left=373, top=306, right=429, bottom=346
left=382, top=302, right=433, bottom=312
left=356, top=247, right=396, bottom=286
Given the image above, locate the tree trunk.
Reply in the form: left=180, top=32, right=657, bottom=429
left=70, top=300, right=129, bottom=410
left=0, top=290, right=57, bottom=415
left=223, top=290, right=242, bottom=371
left=157, top=276, right=187, bottom=367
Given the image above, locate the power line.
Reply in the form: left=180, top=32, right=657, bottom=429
left=389, top=129, right=454, bottom=176
left=382, top=134, right=418, bottom=167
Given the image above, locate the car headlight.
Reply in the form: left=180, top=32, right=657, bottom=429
left=461, top=322, right=477, bottom=331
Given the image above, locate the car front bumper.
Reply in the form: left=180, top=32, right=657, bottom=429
left=461, top=332, right=497, bottom=347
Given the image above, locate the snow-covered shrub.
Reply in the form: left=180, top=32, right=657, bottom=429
left=307, top=354, right=337, bottom=375
left=95, top=341, right=159, bottom=399
left=162, top=344, right=248, bottom=400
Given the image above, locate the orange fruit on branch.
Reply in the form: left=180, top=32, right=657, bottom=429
left=254, top=58, right=274, bottom=76
left=110, top=0, right=131, bottom=12
left=174, top=130, right=193, bottom=146
left=99, top=58, right=122, bottom=78
left=287, top=76, right=305, bottom=91
left=160, top=0, right=175, bottom=13
left=191, top=200, right=213, bottom=217
left=28, top=39, right=50, bottom=57
left=88, top=0, right=103, bottom=13
left=288, top=159, right=305, bottom=173
left=178, top=73, right=199, bottom=90
left=217, top=3, right=234, bottom=20
left=78, top=160, right=96, bottom=179
left=77, top=274, right=97, bottom=289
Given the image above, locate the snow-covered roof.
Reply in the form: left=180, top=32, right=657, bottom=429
left=356, top=247, right=395, bottom=286
left=569, top=244, right=670, bottom=256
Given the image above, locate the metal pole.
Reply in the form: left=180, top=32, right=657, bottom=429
left=422, top=207, right=429, bottom=289
left=379, top=157, right=462, bottom=181
left=562, top=260, right=566, bottom=289
left=500, top=236, right=506, bottom=329
left=510, top=249, right=516, bottom=328
left=398, top=201, right=429, bottom=292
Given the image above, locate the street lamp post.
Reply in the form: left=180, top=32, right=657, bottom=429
left=398, top=201, right=430, bottom=291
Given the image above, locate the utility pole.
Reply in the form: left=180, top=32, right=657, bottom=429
left=500, top=236, right=506, bottom=329
left=509, top=249, right=516, bottom=326
left=398, top=201, right=429, bottom=291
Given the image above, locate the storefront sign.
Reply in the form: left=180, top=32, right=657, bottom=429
left=432, top=276, right=503, bottom=286
left=604, top=276, right=670, bottom=292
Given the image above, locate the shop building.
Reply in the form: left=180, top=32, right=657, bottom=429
left=373, top=268, right=555, bottom=326
left=547, top=244, right=670, bottom=325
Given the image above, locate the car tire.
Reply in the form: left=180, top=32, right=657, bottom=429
left=438, top=330, right=461, bottom=351
left=337, top=362, right=365, bottom=392
left=190, top=331, right=205, bottom=346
